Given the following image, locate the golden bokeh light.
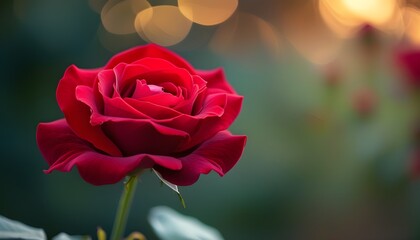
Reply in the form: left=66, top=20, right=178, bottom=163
left=210, top=12, right=280, bottom=57
left=178, top=0, right=238, bottom=26
left=282, top=2, right=342, bottom=65
left=319, top=0, right=361, bottom=38
left=101, top=0, right=150, bottom=35
left=402, top=6, right=420, bottom=44
left=319, top=0, right=403, bottom=37
left=342, top=0, right=397, bottom=26
left=134, top=5, right=192, bottom=46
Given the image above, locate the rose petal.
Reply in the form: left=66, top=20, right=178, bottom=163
left=134, top=68, right=194, bottom=94
left=75, top=85, right=150, bottom=127
left=104, top=96, right=149, bottom=119
left=196, top=93, right=227, bottom=117
left=124, top=93, right=241, bottom=151
left=155, top=131, right=247, bottom=186
left=105, top=44, right=195, bottom=73
left=97, top=69, right=116, bottom=98
left=79, top=88, right=243, bottom=158
left=179, top=93, right=243, bottom=150
left=102, top=119, right=190, bottom=156
left=36, top=119, right=182, bottom=185
left=115, top=64, right=151, bottom=97
left=172, top=75, right=206, bottom=114
left=132, top=79, right=158, bottom=99
left=131, top=57, right=178, bottom=71
left=136, top=92, right=181, bottom=107
left=124, top=98, right=182, bottom=119
left=57, top=65, right=122, bottom=156
left=197, top=68, right=236, bottom=94
left=159, top=82, right=179, bottom=96
left=141, top=93, right=227, bottom=142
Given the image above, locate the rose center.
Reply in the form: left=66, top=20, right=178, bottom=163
left=148, top=84, right=164, bottom=94
left=129, top=79, right=167, bottom=99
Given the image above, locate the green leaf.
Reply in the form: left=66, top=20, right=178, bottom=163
left=52, top=233, right=91, bottom=240
left=0, top=215, right=46, bottom=240
left=148, top=206, right=224, bottom=240
left=177, top=193, right=186, bottom=209
left=152, top=169, right=179, bottom=193
left=152, top=169, right=186, bottom=207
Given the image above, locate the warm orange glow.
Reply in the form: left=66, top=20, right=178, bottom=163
left=403, top=7, right=420, bottom=45
left=319, top=0, right=360, bottom=38
left=282, top=2, right=342, bottom=65
left=101, top=0, right=150, bottom=35
left=210, top=12, right=280, bottom=57
left=178, top=0, right=238, bottom=26
left=342, top=0, right=396, bottom=26
left=319, top=0, right=403, bottom=37
left=258, top=18, right=281, bottom=55
left=134, top=5, right=192, bottom=46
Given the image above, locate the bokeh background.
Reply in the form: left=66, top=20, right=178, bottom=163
left=2, top=0, right=420, bottom=239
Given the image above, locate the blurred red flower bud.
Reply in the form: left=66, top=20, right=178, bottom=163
left=395, top=49, right=420, bottom=89
left=352, top=88, right=377, bottom=117
left=409, top=149, right=420, bottom=179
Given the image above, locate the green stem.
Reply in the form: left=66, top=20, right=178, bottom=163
left=110, top=175, right=139, bottom=240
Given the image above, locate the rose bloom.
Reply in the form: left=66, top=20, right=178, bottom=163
left=36, top=44, right=246, bottom=186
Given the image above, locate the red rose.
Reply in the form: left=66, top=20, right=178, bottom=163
left=36, top=44, right=246, bottom=186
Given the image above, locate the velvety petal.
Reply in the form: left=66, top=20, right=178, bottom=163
left=97, top=69, right=152, bottom=120
left=159, top=82, right=179, bottom=96
left=197, top=68, right=236, bottom=94
left=131, top=79, right=158, bottom=99
left=103, top=96, right=150, bottom=119
left=97, top=69, right=117, bottom=98
left=196, top=93, right=227, bottom=117
left=145, top=93, right=227, bottom=140
left=136, top=92, right=181, bottom=107
left=135, top=68, right=194, bottom=93
left=121, top=93, right=241, bottom=151
left=179, top=93, right=243, bottom=151
left=37, top=119, right=91, bottom=167
left=76, top=86, right=148, bottom=127
left=105, top=44, right=195, bottom=73
left=114, top=63, right=151, bottom=97
left=155, top=131, right=247, bottom=186
left=124, top=98, right=182, bottom=119
left=102, top=119, right=190, bottom=156
left=172, top=75, right=206, bottom=114
left=36, top=119, right=182, bottom=185
left=56, top=65, right=122, bottom=156
left=79, top=83, right=242, bottom=157
left=131, top=57, right=179, bottom=71
left=191, top=87, right=208, bottom=116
